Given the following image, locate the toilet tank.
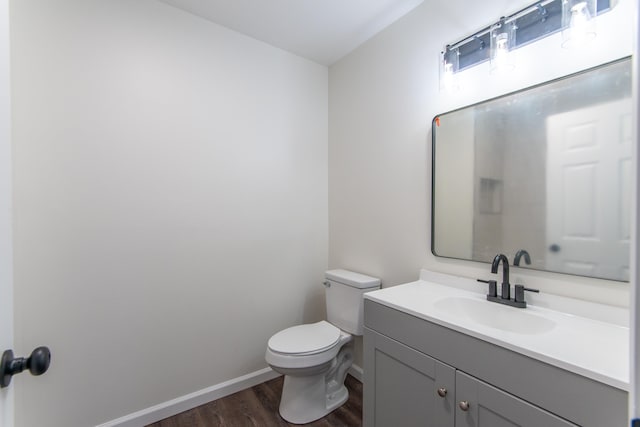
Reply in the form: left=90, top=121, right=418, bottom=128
left=325, top=269, right=381, bottom=336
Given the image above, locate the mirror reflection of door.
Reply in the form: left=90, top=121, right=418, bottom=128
left=546, top=99, right=632, bottom=281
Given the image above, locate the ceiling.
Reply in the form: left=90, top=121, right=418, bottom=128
left=159, top=0, right=425, bottom=66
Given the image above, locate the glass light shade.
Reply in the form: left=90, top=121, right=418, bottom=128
left=490, top=21, right=516, bottom=73
left=439, top=47, right=459, bottom=92
left=561, top=0, right=596, bottom=48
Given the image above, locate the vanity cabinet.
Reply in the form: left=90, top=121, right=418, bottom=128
left=365, top=329, right=455, bottom=426
left=365, top=329, right=576, bottom=427
left=363, top=300, right=628, bottom=427
left=454, top=370, right=574, bottom=427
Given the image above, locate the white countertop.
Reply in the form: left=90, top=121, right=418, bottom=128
left=364, top=270, right=629, bottom=391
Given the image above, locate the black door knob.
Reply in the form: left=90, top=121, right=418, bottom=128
left=549, top=244, right=561, bottom=253
left=0, top=346, right=51, bottom=388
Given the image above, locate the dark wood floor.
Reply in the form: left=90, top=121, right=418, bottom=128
left=147, top=374, right=362, bottom=427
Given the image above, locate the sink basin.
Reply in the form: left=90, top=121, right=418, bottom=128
left=433, top=296, right=557, bottom=335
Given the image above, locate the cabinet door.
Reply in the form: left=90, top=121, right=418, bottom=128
left=455, top=371, right=578, bottom=427
left=364, top=328, right=455, bottom=427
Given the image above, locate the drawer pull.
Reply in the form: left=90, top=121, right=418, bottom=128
left=437, top=387, right=447, bottom=397
left=458, top=400, right=470, bottom=411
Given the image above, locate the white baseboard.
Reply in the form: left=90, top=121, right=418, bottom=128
left=348, top=363, right=363, bottom=383
left=96, top=367, right=280, bottom=427
left=97, top=363, right=364, bottom=427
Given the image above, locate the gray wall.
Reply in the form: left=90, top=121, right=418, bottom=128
left=11, top=1, right=328, bottom=425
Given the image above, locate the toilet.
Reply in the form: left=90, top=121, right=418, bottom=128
left=265, top=269, right=381, bottom=424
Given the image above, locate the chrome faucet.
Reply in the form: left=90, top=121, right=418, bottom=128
left=491, top=253, right=511, bottom=300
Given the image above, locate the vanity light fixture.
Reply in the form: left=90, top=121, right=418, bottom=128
left=439, top=0, right=609, bottom=89
left=561, top=0, right=597, bottom=48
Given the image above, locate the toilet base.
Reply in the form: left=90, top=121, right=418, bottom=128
left=279, top=375, right=349, bottom=424
left=277, top=345, right=353, bottom=424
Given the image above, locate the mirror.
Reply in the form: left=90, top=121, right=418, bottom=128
left=432, top=58, right=632, bottom=282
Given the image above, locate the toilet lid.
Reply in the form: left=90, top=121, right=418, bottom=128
left=268, top=321, right=341, bottom=355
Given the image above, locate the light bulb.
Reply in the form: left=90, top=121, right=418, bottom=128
left=439, top=48, right=459, bottom=93
left=494, top=34, right=510, bottom=70
left=442, top=62, right=455, bottom=91
left=562, top=0, right=596, bottom=48
left=490, top=23, right=515, bottom=74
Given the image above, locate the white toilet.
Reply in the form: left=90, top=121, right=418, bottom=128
left=265, top=269, right=381, bottom=424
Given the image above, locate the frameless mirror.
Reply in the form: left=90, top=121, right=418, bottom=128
left=432, top=58, right=632, bottom=281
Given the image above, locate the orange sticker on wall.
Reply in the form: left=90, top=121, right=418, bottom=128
left=435, top=117, right=440, bottom=127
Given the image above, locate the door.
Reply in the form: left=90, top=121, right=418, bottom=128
left=546, top=99, right=633, bottom=281
left=0, top=0, right=13, bottom=425
left=454, top=371, right=577, bottom=427
left=363, top=328, right=455, bottom=427
left=633, top=5, right=640, bottom=424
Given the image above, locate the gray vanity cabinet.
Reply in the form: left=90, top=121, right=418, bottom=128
left=454, top=371, right=575, bottom=427
left=364, top=328, right=576, bottom=427
left=363, top=299, right=628, bottom=427
left=363, top=329, right=455, bottom=426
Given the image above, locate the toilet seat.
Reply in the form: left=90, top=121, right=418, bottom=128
left=268, top=321, right=340, bottom=355
left=265, top=322, right=352, bottom=371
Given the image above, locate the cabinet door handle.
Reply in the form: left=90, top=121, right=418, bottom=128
left=458, top=400, right=470, bottom=411
left=437, top=387, right=447, bottom=397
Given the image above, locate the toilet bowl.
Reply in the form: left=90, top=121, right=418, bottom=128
left=265, top=269, right=380, bottom=424
left=266, top=321, right=353, bottom=424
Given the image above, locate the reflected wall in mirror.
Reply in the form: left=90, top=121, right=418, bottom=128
left=432, top=58, right=632, bottom=282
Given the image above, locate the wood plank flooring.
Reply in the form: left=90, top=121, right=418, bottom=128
left=147, top=374, right=362, bottom=427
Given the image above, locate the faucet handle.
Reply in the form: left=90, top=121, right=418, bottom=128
left=477, top=279, right=497, bottom=298
left=514, top=284, right=539, bottom=303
